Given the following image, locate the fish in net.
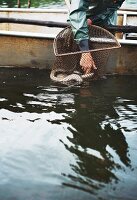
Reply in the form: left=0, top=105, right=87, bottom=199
left=50, top=25, right=121, bottom=85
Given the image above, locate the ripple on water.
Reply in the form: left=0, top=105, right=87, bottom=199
left=0, top=72, right=137, bottom=200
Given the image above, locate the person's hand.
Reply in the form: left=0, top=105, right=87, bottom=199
left=80, top=52, right=97, bottom=74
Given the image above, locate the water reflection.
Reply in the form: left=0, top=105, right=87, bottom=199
left=58, top=87, right=132, bottom=196
left=0, top=0, right=136, bottom=9
left=0, top=68, right=137, bottom=200
left=0, top=0, right=65, bottom=8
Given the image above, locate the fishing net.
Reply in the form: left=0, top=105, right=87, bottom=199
left=50, top=25, right=120, bottom=84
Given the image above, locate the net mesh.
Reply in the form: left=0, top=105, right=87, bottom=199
left=51, top=25, right=121, bottom=79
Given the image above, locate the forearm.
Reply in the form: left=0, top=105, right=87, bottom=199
left=69, top=0, right=90, bottom=44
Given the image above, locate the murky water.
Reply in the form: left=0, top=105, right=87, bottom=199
left=0, top=68, right=137, bottom=200
left=0, top=0, right=136, bottom=8
left=0, top=0, right=65, bottom=8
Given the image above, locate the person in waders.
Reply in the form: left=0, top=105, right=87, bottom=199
left=68, top=0, right=126, bottom=74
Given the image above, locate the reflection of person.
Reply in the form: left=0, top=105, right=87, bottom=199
left=68, top=0, right=125, bottom=74
left=60, top=86, right=131, bottom=187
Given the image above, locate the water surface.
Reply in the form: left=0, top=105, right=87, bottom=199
left=0, top=0, right=65, bottom=8
left=0, top=68, right=137, bottom=200
left=0, top=0, right=136, bottom=9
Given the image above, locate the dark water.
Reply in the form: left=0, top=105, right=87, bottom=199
left=0, top=68, right=137, bottom=200
left=0, top=0, right=136, bottom=8
left=0, top=0, right=65, bottom=8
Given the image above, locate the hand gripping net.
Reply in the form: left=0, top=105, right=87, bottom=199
left=50, top=25, right=121, bottom=85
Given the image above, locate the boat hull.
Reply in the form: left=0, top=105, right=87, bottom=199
left=0, top=35, right=54, bottom=69
left=0, top=34, right=137, bottom=75
left=0, top=8, right=137, bottom=75
left=107, top=45, right=137, bottom=75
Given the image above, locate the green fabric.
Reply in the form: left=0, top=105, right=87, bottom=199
left=69, top=0, right=125, bottom=43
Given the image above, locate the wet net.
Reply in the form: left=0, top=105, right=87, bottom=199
left=50, top=25, right=121, bottom=84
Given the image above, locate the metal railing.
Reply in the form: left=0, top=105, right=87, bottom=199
left=17, top=0, right=31, bottom=8
left=117, top=10, right=137, bottom=44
